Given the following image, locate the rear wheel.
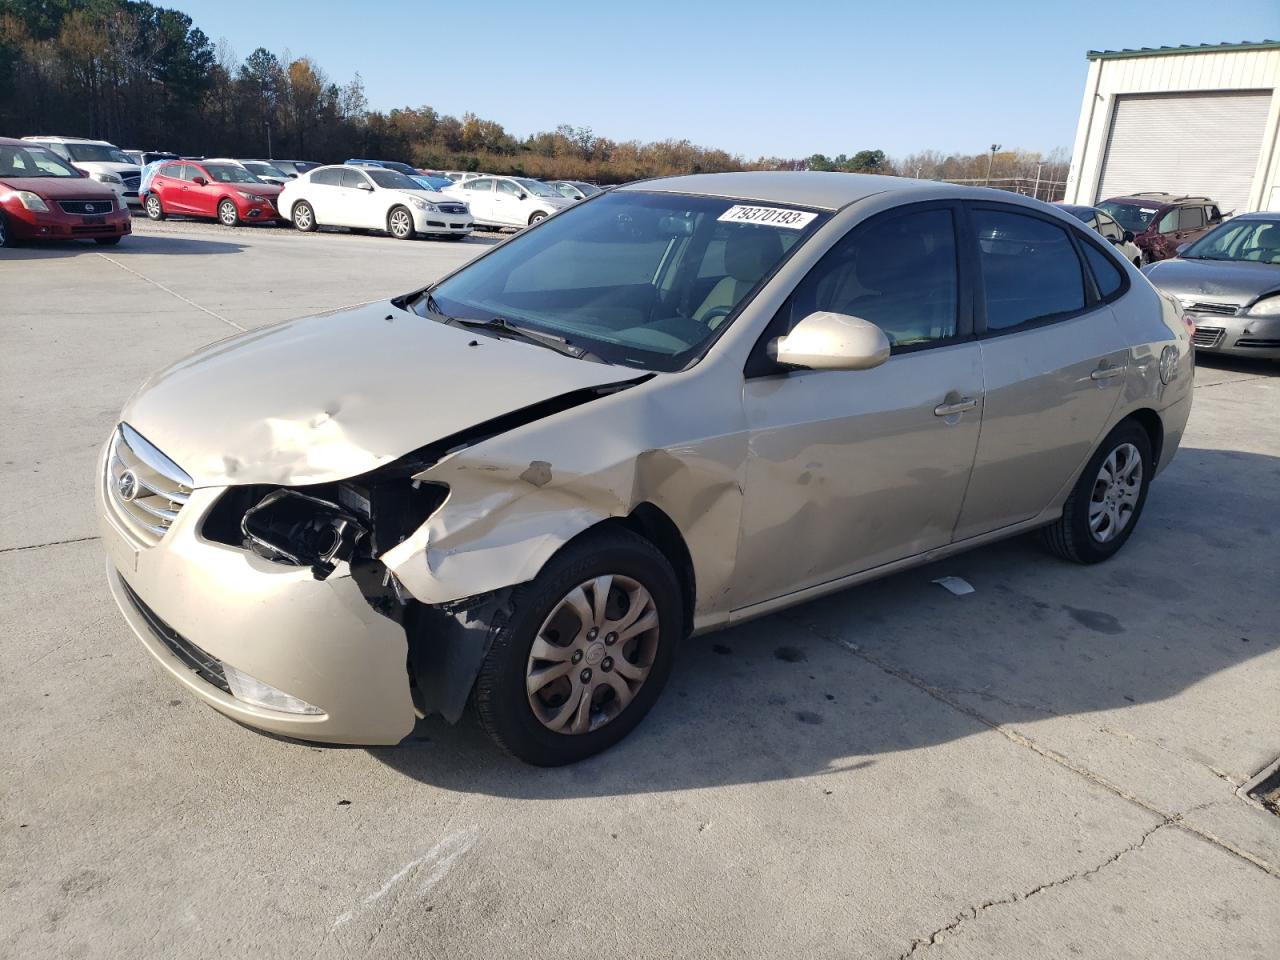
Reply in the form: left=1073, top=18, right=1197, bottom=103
left=217, top=199, right=239, bottom=226
left=292, top=201, right=317, bottom=232
left=144, top=194, right=165, bottom=221
left=387, top=205, right=414, bottom=239
left=528, top=211, right=547, bottom=226
left=473, top=527, right=682, bottom=766
left=1040, top=420, right=1153, bottom=564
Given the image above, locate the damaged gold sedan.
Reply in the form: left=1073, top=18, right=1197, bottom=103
left=99, top=172, right=1194, bottom=764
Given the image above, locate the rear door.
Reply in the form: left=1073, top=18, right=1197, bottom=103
left=462, top=177, right=496, bottom=222
left=152, top=163, right=189, bottom=213
left=953, top=202, right=1129, bottom=540
left=305, top=167, right=344, bottom=222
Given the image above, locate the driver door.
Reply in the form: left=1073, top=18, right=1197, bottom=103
left=338, top=168, right=377, bottom=227
left=733, top=202, right=983, bottom=609
left=493, top=179, right=526, bottom=225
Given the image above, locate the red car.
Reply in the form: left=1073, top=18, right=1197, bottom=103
left=144, top=160, right=282, bottom=226
left=1096, top=193, right=1225, bottom=264
left=0, top=136, right=131, bottom=247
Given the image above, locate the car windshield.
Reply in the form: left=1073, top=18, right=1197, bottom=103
left=514, top=178, right=562, bottom=198
left=0, top=144, right=81, bottom=178
left=246, top=162, right=286, bottom=179
left=1097, top=201, right=1158, bottom=233
left=424, top=191, right=826, bottom=371
left=65, top=143, right=132, bottom=164
left=203, top=164, right=260, bottom=184
left=368, top=170, right=421, bottom=190
left=409, top=176, right=443, bottom=192
left=1182, top=219, right=1280, bottom=265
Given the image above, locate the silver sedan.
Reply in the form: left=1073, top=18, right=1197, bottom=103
left=98, top=172, right=1194, bottom=765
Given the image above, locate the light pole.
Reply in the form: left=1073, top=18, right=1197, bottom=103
left=985, top=143, right=1001, bottom=186
left=265, top=121, right=272, bottom=157
left=1032, top=161, right=1043, bottom=200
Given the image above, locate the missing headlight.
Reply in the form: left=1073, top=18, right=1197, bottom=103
left=241, top=489, right=368, bottom=580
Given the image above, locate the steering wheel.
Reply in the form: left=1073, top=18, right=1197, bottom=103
left=699, top=305, right=733, bottom=329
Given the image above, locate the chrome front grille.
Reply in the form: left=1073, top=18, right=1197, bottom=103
left=105, top=424, right=193, bottom=545
left=1191, top=326, right=1224, bottom=348
left=58, top=199, right=113, bottom=215
left=438, top=203, right=468, bottom=215
left=1183, top=300, right=1237, bottom=316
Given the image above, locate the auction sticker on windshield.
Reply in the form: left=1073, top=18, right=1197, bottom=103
left=718, top=205, right=818, bottom=229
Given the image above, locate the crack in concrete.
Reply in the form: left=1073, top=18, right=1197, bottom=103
left=0, top=535, right=100, bottom=554
left=790, top=614, right=1280, bottom=881
left=898, top=819, right=1174, bottom=957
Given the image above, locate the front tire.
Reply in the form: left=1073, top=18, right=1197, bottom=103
left=387, top=205, right=415, bottom=240
left=0, top=211, right=14, bottom=248
left=1040, top=420, right=1153, bottom=564
left=144, top=195, right=165, bottom=221
left=94, top=236, right=121, bottom=246
left=292, top=201, right=317, bottom=232
left=218, top=199, right=239, bottom=226
left=473, top=527, right=683, bottom=766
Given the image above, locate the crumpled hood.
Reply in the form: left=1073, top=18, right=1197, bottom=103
left=121, top=300, right=632, bottom=488
left=1143, top=257, right=1280, bottom=306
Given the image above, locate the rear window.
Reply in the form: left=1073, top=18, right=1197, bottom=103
left=310, top=168, right=344, bottom=186
left=974, top=209, right=1086, bottom=331
left=1079, top=241, right=1125, bottom=300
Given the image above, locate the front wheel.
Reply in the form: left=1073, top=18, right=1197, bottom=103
left=144, top=195, right=165, bottom=221
left=1040, top=420, right=1153, bottom=564
left=94, top=236, right=122, bottom=246
left=292, top=201, right=317, bottom=232
left=217, top=199, right=239, bottom=226
left=387, top=205, right=415, bottom=239
left=473, top=527, right=683, bottom=765
left=0, top=211, right=14, bottom=248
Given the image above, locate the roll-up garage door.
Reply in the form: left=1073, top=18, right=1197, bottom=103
left=1095, top=91, right=1272, bottom=214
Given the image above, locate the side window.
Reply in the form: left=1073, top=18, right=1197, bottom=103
left=1079, top=239, right=1125, bottom=300
left=467, top=178, right=494, bottom=192
left=176, top=164, right=197, bottom=182
left=1178, top=206, right=1205, bottom=230
left=1157, top=209, right=1178, bottom=233
left=973, top=208, right=1085, bottom=332
left=1208, top=205, right=1222, bottom=222
left=789, top=206, right=959, bottom=348
left=340, top=169, right=369, bottom=189
left=497, top=180, right=523, bottom=196
left=310, top=168, right=343, bottom=186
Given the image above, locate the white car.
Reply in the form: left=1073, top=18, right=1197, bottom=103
left=278, top=165, right=473, bottom=240
left=22, top=136, right=141, bottom=206
left=445, top=175, right=574, bottom=228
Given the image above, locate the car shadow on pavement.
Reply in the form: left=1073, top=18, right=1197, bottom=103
left=0, top=233, right=246, bottom=259
left=372, top=445, right=1279, bottom=797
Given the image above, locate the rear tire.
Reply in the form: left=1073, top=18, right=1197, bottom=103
left=473, top=527, right=683, bottom=766
left=1040, top=420, right=1153, bottom=564
left=528, top=211, right=547, bottom=226
left=292, top=201, right=317, bottom=232
left=144, top=195, right=165, bottom=221
left=387, top=205, right=415, bottom=240
left=217, top=199, right=239, bottom=226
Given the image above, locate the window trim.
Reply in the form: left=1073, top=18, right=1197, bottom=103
left=1072, top=223, right=1132, bottom=307
left=744, top=199, right=974, bottom=378
left=964, top=200, right=1111, bottom=339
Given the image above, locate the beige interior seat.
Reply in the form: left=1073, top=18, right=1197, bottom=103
left=692, top=229, right=784, bottom=328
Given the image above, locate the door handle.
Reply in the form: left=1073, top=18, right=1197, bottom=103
left=1090, top=366, right=1124, bottom=381
left=934, top=397, right=978, bottom=417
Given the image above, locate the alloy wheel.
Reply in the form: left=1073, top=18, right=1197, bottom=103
left=145, top=196, right=161, bottom=219
left=294, top=204, right=312, bottom=230
left=219, top=202, right=237, bottom=226
left=1089, top=442, right=1143, bottom=543
left=525, top=574, right=659, bottom=735
left=389, top=209, right=412, bottom=238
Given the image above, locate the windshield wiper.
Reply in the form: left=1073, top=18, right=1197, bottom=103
left=454, top=316, right=600, bottom=361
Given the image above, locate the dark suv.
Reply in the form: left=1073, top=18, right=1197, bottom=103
left=1096, top=193, right=1225, bottom=263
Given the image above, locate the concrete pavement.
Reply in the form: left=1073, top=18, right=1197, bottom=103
left=2, top=220, right=1277, bottom=959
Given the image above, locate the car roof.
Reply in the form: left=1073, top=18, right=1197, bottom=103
left=620, top=171, right=945, bottom=211
left=21, top=135, right=114, bottom=145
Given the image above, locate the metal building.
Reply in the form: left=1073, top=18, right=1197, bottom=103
left=1064, top=41, right=1280, bottom=214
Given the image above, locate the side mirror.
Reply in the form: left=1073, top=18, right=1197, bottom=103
left=1123, top=230, right=1135, bottom=243
left=772, top=312, right=891, bottom=371
left=287, top=173, right=297, bottom=178
left=192, top=176, right=207, bottom=186
left=356, top=182, right=373, bottom=191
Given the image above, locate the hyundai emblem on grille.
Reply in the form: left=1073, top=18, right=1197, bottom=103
left=117, top=470, right=139, bottom=502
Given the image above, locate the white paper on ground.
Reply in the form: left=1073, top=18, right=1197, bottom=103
left=932, top=576, right=975, bottom=596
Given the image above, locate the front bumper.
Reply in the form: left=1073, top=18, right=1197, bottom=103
left=97, top=441, right=416, bottom=744
left=4, top=201, right=131, bottom=241
left=411, top=207, right=473, bottom=235
left=1189, top=313, right=1280, bottom=360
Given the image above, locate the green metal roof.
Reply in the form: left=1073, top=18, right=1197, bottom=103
left=1087, top=40, right=1279, bottom=61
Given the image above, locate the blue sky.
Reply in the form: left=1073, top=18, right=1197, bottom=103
left=170, top=0, right=1278, bottom=159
